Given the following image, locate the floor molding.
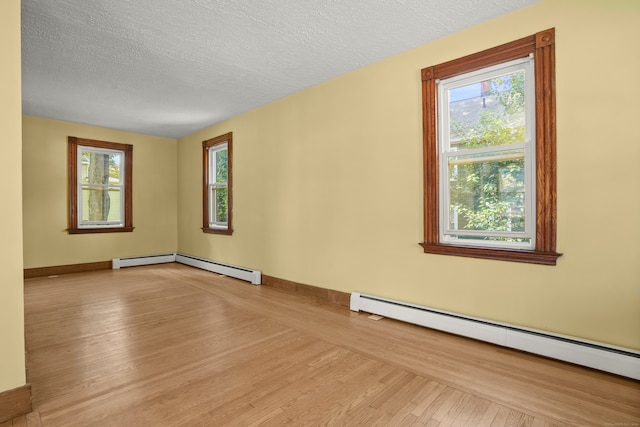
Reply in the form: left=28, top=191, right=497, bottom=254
left=24, top=261, right=112, bottom=279
left=0, top=384, right=32, bottom=423
left=262, top=275, right=350, bottom=307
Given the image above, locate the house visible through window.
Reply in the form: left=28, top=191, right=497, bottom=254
left=202, top=132, right=233, bottom=235
left=68, top=137, right=133, bottom=234
left=420, top=29, right=561, bottom=265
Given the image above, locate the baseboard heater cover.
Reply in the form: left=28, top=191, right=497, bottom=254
left=112, top=253, right=177, bottom=269
left=350, top=292, right=640, bottom=380
left=175, top=253, right=261, bottom=285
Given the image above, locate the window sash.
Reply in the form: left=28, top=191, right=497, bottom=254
left=208, top=143, right=228, bottom=184
left=78, top=186, right=124, bottom=227
left=208, top=183, right=228, bottom=228
left=437, top=57, right=536, bottom=250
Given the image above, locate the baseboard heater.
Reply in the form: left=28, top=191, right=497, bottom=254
left=175, top=253, right=261, bottom=285
left=112, top=253, right=177, bottom=269
left=350, top=292, right=640, bottom=380
left=112, top=253, right=261, bottom=285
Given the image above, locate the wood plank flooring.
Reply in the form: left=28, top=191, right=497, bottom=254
left=11, top=263, right=640, bottom=426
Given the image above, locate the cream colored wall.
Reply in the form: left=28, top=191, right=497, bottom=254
left=22, top=116, right=178, bottom=268
left=178, top=0, right=640, bottom=350
left=0, top=0, right=26, bottom=393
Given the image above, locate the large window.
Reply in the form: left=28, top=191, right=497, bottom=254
left=68, top=137, right=133, bottom=234
left=202, top=132, right=233, bottom=234
left=420, top=29, right=561, bottom=265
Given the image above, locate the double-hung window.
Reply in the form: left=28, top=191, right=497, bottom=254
left=420, top=29, right=561, bottom=265
left=202, top=133, right=233, bottom=234
left=68, top=137, right=133, bottom=234
left=439, top=57, right=535, bottom=249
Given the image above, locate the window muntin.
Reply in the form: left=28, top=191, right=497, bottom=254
left=68, top=137, right=133, bottom=234
left=438, top=57, right=535, bottom=249
left=420, top=29, right=561, bottom=265
left=202, top=133, right=233, bottom=235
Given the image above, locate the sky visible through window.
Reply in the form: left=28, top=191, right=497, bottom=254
left=450, top=82, right=481, bottom=102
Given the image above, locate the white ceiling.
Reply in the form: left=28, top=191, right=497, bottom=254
left=21, top=0, right=536, bottom=139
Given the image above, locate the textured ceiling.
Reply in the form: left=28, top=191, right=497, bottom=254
left=22, top=0, right=537, bottom=139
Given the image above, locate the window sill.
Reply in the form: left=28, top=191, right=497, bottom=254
left=68, top=226, right=134, bottom=234
left=202, top=227, right=233, bottom=235
left=419, top=242, right=562, bottom=265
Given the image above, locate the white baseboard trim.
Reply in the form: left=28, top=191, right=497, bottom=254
left=350, top=292, right=640, bottom=380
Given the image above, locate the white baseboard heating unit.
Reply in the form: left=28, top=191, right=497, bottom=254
left=112, top=253, right=261, bottom=285
left=175, top=253, right=261, bottom=285
left=112, top=253, right=177, bottom=269
left=350, top=292, right=640, bottom=380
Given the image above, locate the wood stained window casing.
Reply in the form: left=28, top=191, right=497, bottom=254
left=202, top=132, right=233, bottom=235
left=68, top=136, right=134, bottom=234
left=420, top=29, right=562, bottom=265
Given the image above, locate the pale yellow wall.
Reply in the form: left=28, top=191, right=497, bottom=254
left=22, top=116, right=178, bottom=268
left=178, top=0, right=640, bottom=350
left=0, top=0, right=26, bottom=392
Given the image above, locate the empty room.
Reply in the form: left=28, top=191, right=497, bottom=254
left=1, top=0, right=639, bottom=425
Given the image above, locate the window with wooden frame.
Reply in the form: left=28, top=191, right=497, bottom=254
left=420, top=28, right=561, bottom=265
left=68, top=136, right=133, bottom=234
left=202, top=132, right=233, bottom=235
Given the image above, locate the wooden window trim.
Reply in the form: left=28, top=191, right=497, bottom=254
left=68, top=136, right=134, bottom=234
left=420, top=29, right=562, bottom=265
left=202, top=132, right=233, bottom=235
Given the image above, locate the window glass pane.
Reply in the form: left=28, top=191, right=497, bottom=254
left=211, top=187, right=228, bottom=224
left=448, top=149, right=525, bottom=233
left=81, top=186, right=122, bottom=222
left=448, top=71, right=526, bottom=150
left=215, top=149, right=228, bottom=183
left=81, top=151, right=121, bottom=185
left=216, top=188, right=228, bottom=223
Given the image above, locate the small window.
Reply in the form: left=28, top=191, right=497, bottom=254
left=68, top=137, right=133, bottom=234
left=202, top=133, right=233, bottom=235
left=420, top=29, right=561, bottom=265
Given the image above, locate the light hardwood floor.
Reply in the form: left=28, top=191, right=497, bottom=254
left=8, top=263, right=640, bottom=426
